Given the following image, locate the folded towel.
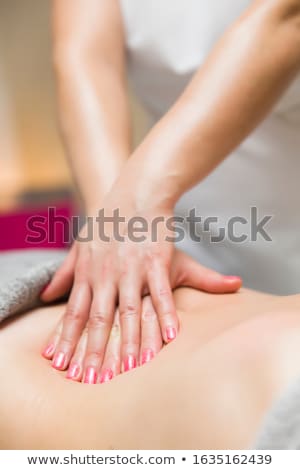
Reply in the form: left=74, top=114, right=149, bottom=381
left=0, top=249, right=66, bottom=323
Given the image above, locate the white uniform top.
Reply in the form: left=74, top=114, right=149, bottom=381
left=120, top=0, right=300, bottom=294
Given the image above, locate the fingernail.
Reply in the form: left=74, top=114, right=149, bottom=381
left=66, top=363, right=80, bottom=380
left=166, top=327, right=176, bottom=342
left=141, top=349, right=154, bottom=365
left=42, top=343, right=55, bottom=359
left=40, top=283, right=50, bottom=296
left=83, top=367, right=97, bottom=384
left=225, top=276, right=241, bottom=282
left=52, top=352, right=66, bottom=370
left=100, top=369, right=114, bottom=384
left=123, top=355, right=137, bottom=372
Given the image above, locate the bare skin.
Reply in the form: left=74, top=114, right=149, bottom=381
left=2, top=287, right=300, bottom=449
left=41, top=0, right=300, bottom=383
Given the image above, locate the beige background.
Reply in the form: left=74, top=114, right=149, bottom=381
left=0, top=0, right=148, bottom=212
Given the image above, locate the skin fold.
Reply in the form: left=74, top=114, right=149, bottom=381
left=2, top=287, right=300, bottom=449
left=41, top=0, right=300, bottom=387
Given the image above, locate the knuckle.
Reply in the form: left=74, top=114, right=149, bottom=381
left=99, top=256, right=115, bottom=281
left=119, top=263, right=130, bottom=280
left=122, top=339, right=140, bottom=349
left=88, top=311, right=111, bottom=329
left=157, top=287, right=171, bottom=299
left=58, top=336, right=73, bottom=350
left=142, top=308, right=156, bottom=322
left=85, top=350, right=104, bottom=364
left=64, top=305, right=84, bottom=324
left=161, top=313, right=176, bottom=325
left=119, top=302, right=139, bottom=320
left=155, top=289, right=174, bottom=314
left=146, top=250, right=160, bottom=265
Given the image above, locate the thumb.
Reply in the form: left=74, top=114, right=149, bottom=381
left=172, top=251, right=242, bottom=294
left=40, top=246, right=76, bottom=302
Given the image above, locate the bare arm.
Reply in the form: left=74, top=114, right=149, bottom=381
left=43, top=0, right=241, bottom=387
left=119, top=0, right=300, bottom=210
left=43, top=0, right=300, bottom=385
left=52, top=0, right=131, bottom=211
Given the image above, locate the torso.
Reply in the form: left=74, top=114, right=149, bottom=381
left=119, top=0, right=300, bottom=294
left=2, top=289, right=300, bottom=449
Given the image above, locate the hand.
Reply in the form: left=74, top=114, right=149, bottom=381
left=41, top=200, right=241, bottom=383
left=46, top=295, right=162, bottom=383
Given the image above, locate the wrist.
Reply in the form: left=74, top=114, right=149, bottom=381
left=118, top=141, right=182, bottom=214
left=83, top=163, right=128, bottom=216
left=112, top=167, right=178, bottom=214
left=125, top=102, right=202, bottom=211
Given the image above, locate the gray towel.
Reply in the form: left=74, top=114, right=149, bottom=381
left=0, top=249, right=66, bottom=323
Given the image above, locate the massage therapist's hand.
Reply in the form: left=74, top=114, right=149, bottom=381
left=45, top=295, right=161, bottom=384
left=41, top=190, right=241, bottom=383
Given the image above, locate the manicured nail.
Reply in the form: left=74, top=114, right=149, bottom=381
left=141, top=349, right=154, bottom=365
left=52, top=352, right=66, bottom=370
left=225, top=276, right=241, bottom=282
left=166, top=327, right=176, bottom=342
left=42, top=343, right=55, bottom=359
left=83, top=367, right=97, bottom=384
left=40, top=283, right=50, bottom=296
left=66, top=363, right=80, bottom=380
left=123, top=355, right=137, bottom=372
left=100, top=369, right=114, bottom=384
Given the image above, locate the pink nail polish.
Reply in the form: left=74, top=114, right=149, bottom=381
left=166, top=327, right=176, bottom=342
left=66, top=363, right=80, bottom=380
left=100, top=369, right=114, bottom=384
left=52, top=352, right=66, bottom=370
left=141, top=349, right=154, bottom=365
left=42, top=343, right=55, bottom=359
left=225, top=276, right=241, bottom=282
left=123, top=355, right=137, bottom=372
left=83, top=367, right=97, bottom=384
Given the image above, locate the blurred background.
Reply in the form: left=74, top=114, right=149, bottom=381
left=0, top=0, right=149, bottom=251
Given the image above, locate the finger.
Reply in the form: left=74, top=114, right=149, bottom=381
left=52, top=281, right=91, bottom=371
left=41, top=319, right=63, bottom=360
left=172, top=251, right=242, bottom=293
left=140, top=296, right=163, bottom=365
left=82, top=282, right=117, bottom=384
left=148, top=261, right=178, bottom=344
left=66, top=327, right=88, bottom=381
left=119, top=271, right=142, bottom=373
left=41, top=247, right=76, bottom=302
left=98, top=310, right=121, bottom=384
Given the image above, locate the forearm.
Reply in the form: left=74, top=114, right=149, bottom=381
left=54, top=56, right=131, bottom=212
left=52, top=0, right=131, bottom=213
left=120, top=0, right=300, bottom=211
